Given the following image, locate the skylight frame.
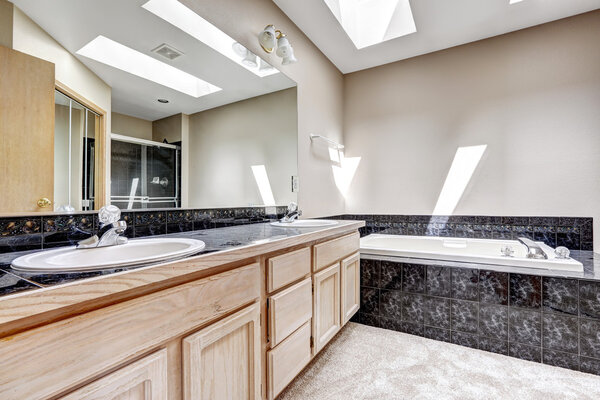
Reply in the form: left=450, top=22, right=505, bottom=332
left=323, top=0, right=417, bottom=49
left=142, top=0, right=279, bottom=77
left=76, top=35, right=221, bottom=98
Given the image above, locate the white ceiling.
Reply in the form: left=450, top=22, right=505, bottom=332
left=12, top=0, right=296, bottom=121
left=274, top=0, right=600, bottom=73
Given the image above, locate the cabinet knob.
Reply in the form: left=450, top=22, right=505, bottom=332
left=37, top=197, right=52, bottom=208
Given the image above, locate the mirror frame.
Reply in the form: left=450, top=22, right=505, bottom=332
left=55, top=80, right=107, bottom=210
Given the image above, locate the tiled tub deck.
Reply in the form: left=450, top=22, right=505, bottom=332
left=355, top=254, right=600, bottom=375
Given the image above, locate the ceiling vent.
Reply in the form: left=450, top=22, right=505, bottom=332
left=152, top=43, right=184, bottom=60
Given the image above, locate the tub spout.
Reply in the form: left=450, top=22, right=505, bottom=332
left=517, top=237, right=548, bottom=259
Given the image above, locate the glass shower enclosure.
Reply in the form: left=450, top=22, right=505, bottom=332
left=110, top=134, right=180, bottom=209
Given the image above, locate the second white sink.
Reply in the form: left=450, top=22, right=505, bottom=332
left=11, top=238, right=205, bottom=273
left=270, top=219, right=339, bottom=228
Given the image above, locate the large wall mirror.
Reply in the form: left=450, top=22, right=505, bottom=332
left=2, top=0, right=297, bottom=214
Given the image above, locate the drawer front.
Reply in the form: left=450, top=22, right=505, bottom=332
left=269, top=277, right=312, bottom=346
left=267, top=247, right=311, bottom=293
left=0, top=264, right=260, bottom=400
left=313, top=232, right=360, bottom=272
left=267, top=321, right=312, bottom=400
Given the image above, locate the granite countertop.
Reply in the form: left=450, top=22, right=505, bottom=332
left=361, top=250, right=600, bottom=281
left=0, top=221, right=355, bottom=297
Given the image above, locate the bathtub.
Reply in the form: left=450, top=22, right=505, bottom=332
left=360, top=234, right=583, bottom=272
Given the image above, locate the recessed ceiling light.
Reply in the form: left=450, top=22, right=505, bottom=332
left=142, top=0, right=279, bottom=77
left=77, top=35, right=221, bottom=98
left=157, top=98, right=169, bottom=103
left=323, top=0, right=417, bottom=49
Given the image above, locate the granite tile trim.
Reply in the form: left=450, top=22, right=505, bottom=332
left=357, top=256, right=600, bottom=376
left=328, top=214, right=593, bottom=251
left=0, top=206, right=288, bottom=254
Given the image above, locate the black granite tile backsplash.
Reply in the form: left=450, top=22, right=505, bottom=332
left=356, top=256, right=600, bottom=376
left=328, top=214, right=593, bottom=251
left=0, top=269, right=42, bottom=296
left=0, top=206, right=288, bottom=254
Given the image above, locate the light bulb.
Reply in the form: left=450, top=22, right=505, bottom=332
left=258, top=25, right=276, bottom=53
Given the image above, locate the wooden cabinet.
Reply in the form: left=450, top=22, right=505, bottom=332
left=313, top=232, right=360, bottom=272
left=312, top=263, right=341, bottom=354
left=60, top=349, right=168, bottom=400
left=183, top=302, right=261, bottom=400
left=0, top=226, right=363, bottom=400
left=267, top=247, right=311, bottom=293
left=341, top=252, right=360, bottom=325
left=267, top=321, right=312, bottom=400
left=268, top=277, right=312, bottom=347
left=0, top=264, right=259, bottom=400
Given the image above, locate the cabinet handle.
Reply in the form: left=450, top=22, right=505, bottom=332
left=37, top=197, right=52, bottom=208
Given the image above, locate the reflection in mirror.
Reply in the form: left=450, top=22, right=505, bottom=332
left=110, top=135, right=180, bottom=209
left=54, top=90, right=98, bottom=212
left=4, top=0, right=298, bottom=214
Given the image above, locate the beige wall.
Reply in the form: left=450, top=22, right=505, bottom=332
left=188, top=88, right=297, bottom=208
left=181, top=0, right=345, bottom=217
left=343, top=11, right=600, bottom=250
left=111, top=112, right=153, bottom=141
left=0, top=0, right=12, bottom=48
left=153, top=114, right=183, bottom=144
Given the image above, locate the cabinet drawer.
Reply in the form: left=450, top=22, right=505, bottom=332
left=269, top=277, right=312, bottom=346
left=313, top=232, right=359, bottom=272
left=267, top=247, right=311, bottom=293
left=267, top=321, right=312, bottom=400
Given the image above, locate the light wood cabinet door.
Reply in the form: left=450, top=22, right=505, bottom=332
left=0, top=46, right=55, bottom=212
left=60, top=349, right=168, bottom=400
left=269, top=277, right=312, bottom=346
left=341, top=252, right=360, bottom=325
left=183, top=302, right=261, bottom=400
left=267, top=321, right=312, bottom=400
left=312, top=263, right=341, bottom=354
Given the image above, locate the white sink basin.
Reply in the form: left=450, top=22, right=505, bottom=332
left=270, top=219, right=339, bottom=228
left=11, top=238, right=205, bottom=273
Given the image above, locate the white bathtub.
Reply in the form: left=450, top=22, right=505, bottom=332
left=360, top=234, right=583, bottom=272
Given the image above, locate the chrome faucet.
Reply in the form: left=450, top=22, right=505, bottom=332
left=77, top=205, right=128, bottom=249
left=280, top=202, right=302, bottom=223
left=517, top=237, right=548, bottom=259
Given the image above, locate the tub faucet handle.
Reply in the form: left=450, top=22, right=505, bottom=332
left=501, top=245, right=514, bottom=257
left=555, top=246, right=570, bottom=259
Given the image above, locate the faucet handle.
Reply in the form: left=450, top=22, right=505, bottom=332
left=287, top=202, right=298, bottom=214
left=98, top=205, right=121, bottom=226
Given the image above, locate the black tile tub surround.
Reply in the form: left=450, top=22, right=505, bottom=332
left=357, top=257, right=600, bottom=376
left=0, top=206, right=288, bottom=254
left=327, top=214, right=593, bottom=251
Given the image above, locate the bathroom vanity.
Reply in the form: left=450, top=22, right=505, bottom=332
left=0, top=220, right=363, bottom=400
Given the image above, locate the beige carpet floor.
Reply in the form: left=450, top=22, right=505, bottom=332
left=279, top=322, right=600, bottom=400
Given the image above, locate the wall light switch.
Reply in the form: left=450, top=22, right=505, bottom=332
left=291, top=176, right=299, bottom=192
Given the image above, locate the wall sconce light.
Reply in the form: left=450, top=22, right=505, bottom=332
left=258, top=25, right=298, bottom=65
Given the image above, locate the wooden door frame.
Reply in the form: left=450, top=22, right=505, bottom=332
left=55, top=80, right=107, bottom=209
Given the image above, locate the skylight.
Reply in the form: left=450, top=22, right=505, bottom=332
left=142, top=0, right=279, bottom=77
left=509, top=0, right=525, bottom=4
left=323, top=0, right=416, bottom=49
left=77, top=35, right=221, bottom=98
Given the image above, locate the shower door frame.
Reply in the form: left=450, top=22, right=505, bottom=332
left=110, top=134, right=181, bottom=210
